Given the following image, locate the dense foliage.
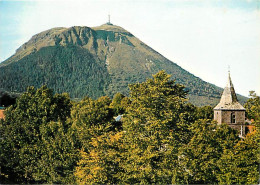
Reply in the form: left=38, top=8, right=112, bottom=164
left=245, top=91, right=260, bottom=121
left=0, top=71, right=258, bottom=184
left=0, top=46, right=110, bottom=99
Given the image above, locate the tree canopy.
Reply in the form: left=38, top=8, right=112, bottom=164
left=0, top=71, right=258, bottom=184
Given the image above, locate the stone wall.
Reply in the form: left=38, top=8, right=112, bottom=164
left=220, top=110, right=245, bottom=124
left=214, top=109, right=245, bottom=136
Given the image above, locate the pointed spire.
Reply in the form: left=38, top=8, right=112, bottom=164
left=214, top=71, right=245, bottom=110
left=227, top=69, right=234, bottom=88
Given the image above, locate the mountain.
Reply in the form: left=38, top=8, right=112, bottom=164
left=0, top=23, right=247, bottom=106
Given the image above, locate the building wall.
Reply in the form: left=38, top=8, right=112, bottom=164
left=214, top=110, right=245, bottom=124
left=220, top=110, right=245, bottom=124
left=214, top=110, right=222, bottom=125
left=214, top=109, right=246, bottom=136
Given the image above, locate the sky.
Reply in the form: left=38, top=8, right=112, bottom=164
left=0, top=0, right=259, bottom=97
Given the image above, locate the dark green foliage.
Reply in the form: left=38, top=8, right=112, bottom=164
left=0, top=45, right=111, bottom=99
left=110, top=92, right=130, bottom=115
left=196, top=105, right=214, bottom=120
left=71, top=96, right=113, bottom=127
left=70, top=96, right=116, bottom=150
left=244, top=91, right=260, bottom=120
left=216, top=129, right=259, bottom=184
left=178, top=121, right=240, bottom=184
left=118, top=71, right=192, bottom=184
left=0, top=86, right=75, bottom=183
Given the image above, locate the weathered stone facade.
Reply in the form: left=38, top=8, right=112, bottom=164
left=214, top=110, right=245, bottom=125
left=214, top=110, right=245, bottom=135
left=214, top=72, right=245, bottom=137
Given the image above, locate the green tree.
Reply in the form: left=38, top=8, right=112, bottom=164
left=110, top=93, right=126, bottom=115
left=196, top=105, right=213, bottom=120
left=69, top=95, right=121, bottom=184
left=244, top=91, right=260, bottom=121
left=217, top=128, right=259, bottom=184
left=120, top=71, right=191, bottom=184
left=72, top=71, right=193, bottom=184
left=69, top=96, right=115, bottom=150
left=0, top=86, right=73, bottom=183
left=179, top=120, right=239, bottom=184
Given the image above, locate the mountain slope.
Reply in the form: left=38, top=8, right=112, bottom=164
left=0, top=24, right=247, bottom=106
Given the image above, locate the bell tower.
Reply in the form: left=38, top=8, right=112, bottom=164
left=214, top=71, right=246, bottom=136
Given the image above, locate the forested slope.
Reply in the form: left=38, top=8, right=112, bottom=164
left=0, top=24, right=247, bottom=105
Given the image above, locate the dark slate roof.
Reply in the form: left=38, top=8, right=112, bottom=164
left=214, top=72, right=245, bottom=110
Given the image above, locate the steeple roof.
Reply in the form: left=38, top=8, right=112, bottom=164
left=214, top=72, right=245, bottom=110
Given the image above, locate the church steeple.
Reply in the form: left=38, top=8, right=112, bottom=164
left=214, top=70, right=246, bottom=137
left=214, top=71, right=245, bottom=110
left=227, top=70, right=234, bottom=87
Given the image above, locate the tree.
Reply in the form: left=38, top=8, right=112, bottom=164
left=244, top=91, right=260, bottom=121
left=74, top=131, right=124, bottom=184
left=217, top=129, right=259, bottom=184
left=120, top=71, right=191, bottom=184
left=72, top=71, right=193, bottom=184
left=110, top=93, right=126, bottom=115
left=69, top=96, right=115, bottom=150
left=69, top=95, right=122, bottom=184
left=179, top=120, right=240, bottom=184
left=0, top=86, right=73, bottom=183
left=196, top=105, right=213, bottom=120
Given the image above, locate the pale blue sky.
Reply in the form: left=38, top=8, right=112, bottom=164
left=0, top=0, right=259, bottom=97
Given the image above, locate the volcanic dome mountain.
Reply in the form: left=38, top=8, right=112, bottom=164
left=0, top=23, right=246, bottom=106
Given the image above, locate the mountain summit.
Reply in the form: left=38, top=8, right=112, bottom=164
left=0, top=24, right=246, bottom=105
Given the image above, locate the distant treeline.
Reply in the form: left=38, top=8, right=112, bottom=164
left=0, top=71, right=259, bottom=184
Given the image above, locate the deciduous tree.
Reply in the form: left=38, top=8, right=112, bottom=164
left=0, top=86, right=73, bottom=183
left=179, top=120, right=239, bottom=184
left=120, top=71, right=191, bottom=184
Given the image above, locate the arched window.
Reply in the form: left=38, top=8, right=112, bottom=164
left=231, top=112, right=236, bottom=123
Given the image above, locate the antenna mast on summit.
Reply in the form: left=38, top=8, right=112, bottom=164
left=108, top=14, right=111, bottom=24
